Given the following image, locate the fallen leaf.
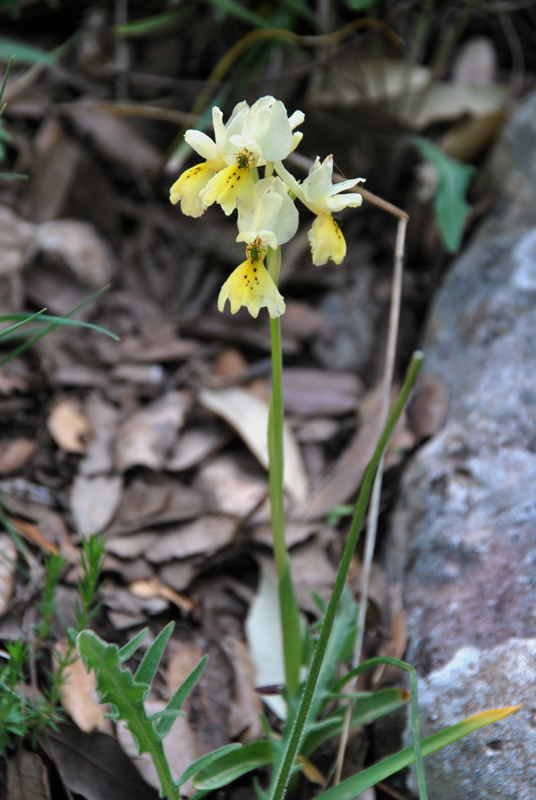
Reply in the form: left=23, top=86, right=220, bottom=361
left=289, top=543, right=336, bottom=614
left=410, top=82, right=508, bottom=129
left=6, top=516, right=59, bottom=555
left=70, top=103, right=163, bottom=173
left=406, top=371, right=450, bottom=440
left=279, top=368, right=363, bottom=417
left=79, top=394, right=120, bottom=476
left=195, top=454, right=267, bottom=518
left=200, top=386, right=309, bottom=503
left=221, top=637, right=264, bottom=742
left=7, top=749, right=51, bottom=800
left=129, top=577, right=195, bottom=615
left=45, top=724, right=159, bottom=800
left=166, top=426, right=227, bottom=472
left=105, top=532, right=160, bottom=559
left=106, top=475, right=204, bottom=536
left=54, top=639, right=112, bottom=734
left=0, top=533, right=17, bottom=617
left=452, top=36, right=497, bottom=87
left=30, top=218, right=116, bottom=288
left=47, top=397, right=92, bottom=454
left=115, top=391, right=191, bottom=471
left=70, top=473, right=123, bottom=538
left=0, top=438, right=35, bottom=475
left=245, top=567, right=288, bottom=720
left=145, top=516, right=237, bottom=563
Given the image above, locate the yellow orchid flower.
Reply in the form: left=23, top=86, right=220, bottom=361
left=218, top=240, right=285, bottom=319
left=169, top=102, right=248, bottom=217
left=201, top=97, right=303, bottom=216
left=276, top=155, right=364, bottom=266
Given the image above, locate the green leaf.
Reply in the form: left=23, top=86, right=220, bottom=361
left=193, top=740, right=274, bottom=791
left=118, top=628, right=149, bottom=662
left=153, top=654, right=208, bottom=739
left=342, top=0, right=378, bottom=10
left=314, top=706, right=521, bottom=800
left=176, top=743, right=243, bottom=788
left=135, top=621, right=174, bottom=692
left=77, top=628, right=179, bottom=799
left=0, top=37, right=55, bottom=64
left=114, top=10, right=187, bottom=37
left=301, top=688, right=409, bottom=757
left=410, top=136, right=475, bottom=253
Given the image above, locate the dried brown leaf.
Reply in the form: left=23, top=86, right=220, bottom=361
left=115, top=391, right=191, bottom=471
left=7, top=749, right=51, bottom=800
left=280, top=368, right=363, bottom=417
left=0, top=438, right=35, bottom=475
left=166, top=426, right=227, bottom=472
left=54, top=639, right=112, bottom=734
left=221, top=637, right=264, bottom=742
left=47, top=397, right=92, bottom=455
left=129, top=576, right=195, bottom=615
left=70, top=474, right=123, bottom=538
left=200, top=386, right=309, bottom=503
left=145, top=516, right=237, bottom=563
left=0, top=533, right=17, bottom=616
left=45, top=724, right=159, bottom=800
left=406, top=371, right=450, bottom=440
left=196, top=454, right=267, bottom=518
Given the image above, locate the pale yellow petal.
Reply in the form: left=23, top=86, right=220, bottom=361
left=170, top=163, right=218, bottom=217
left=218, top=259, right=285, bottom=319
left=201, top=163, right=255, bottom=216
left=308, top=214, right=346, bottom=266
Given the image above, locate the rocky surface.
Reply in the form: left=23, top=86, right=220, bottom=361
left=384, top=91, right=536, bottom=798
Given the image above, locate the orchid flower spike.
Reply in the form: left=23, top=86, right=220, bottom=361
left=218, top=239, right=285, bottom=319
left=169, top=102, right=248, bottom=217
left=277, top=155, right=364, bottom=266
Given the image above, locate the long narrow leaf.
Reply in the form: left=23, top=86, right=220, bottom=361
left=154, top=654, right=208, bottom=739
left=0, top=309, right=47, bottom=338
left=302, top=688, right=409, bottom=758
left=193, top=740, right=274, bottom=792
left=135, top=621, right=174, bottom=690
left=117, top=628, right=148, bottom=662
left=176, top=743, right=243, bottom=788
left=315, top=706, right=521, bottom=800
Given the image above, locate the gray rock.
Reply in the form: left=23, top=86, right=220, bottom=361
left=385, top=91, right=536, bottom=797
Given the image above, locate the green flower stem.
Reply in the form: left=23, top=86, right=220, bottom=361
left=268, top=351, right=424, bottom=800
left=267, top=246, right=302, bottom=699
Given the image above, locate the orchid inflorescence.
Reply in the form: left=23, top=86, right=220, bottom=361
left=170, top=96, right=364, bottom=319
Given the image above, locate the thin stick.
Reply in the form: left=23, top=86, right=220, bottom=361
left=333, top=215, right=407, bottom=785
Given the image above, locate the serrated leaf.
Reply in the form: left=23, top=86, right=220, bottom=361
left=193, top=740, right=274, bottom=792
left=154, top=654, right=208, bottom=739
left=135, top=621, right=174, bottom=692
left=410, top=136, right=475, bottom=253
left=314, top=705, right=521, bottom=800
left=118, top=628, right=148, bottom=662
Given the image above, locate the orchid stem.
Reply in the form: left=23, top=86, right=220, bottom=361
left=267, top=246, right=302, bottom=699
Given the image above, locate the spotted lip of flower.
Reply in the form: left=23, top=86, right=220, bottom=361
left=170, top=102, right=248, bottom=217
left=218, top=253, right=285, bottom=319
